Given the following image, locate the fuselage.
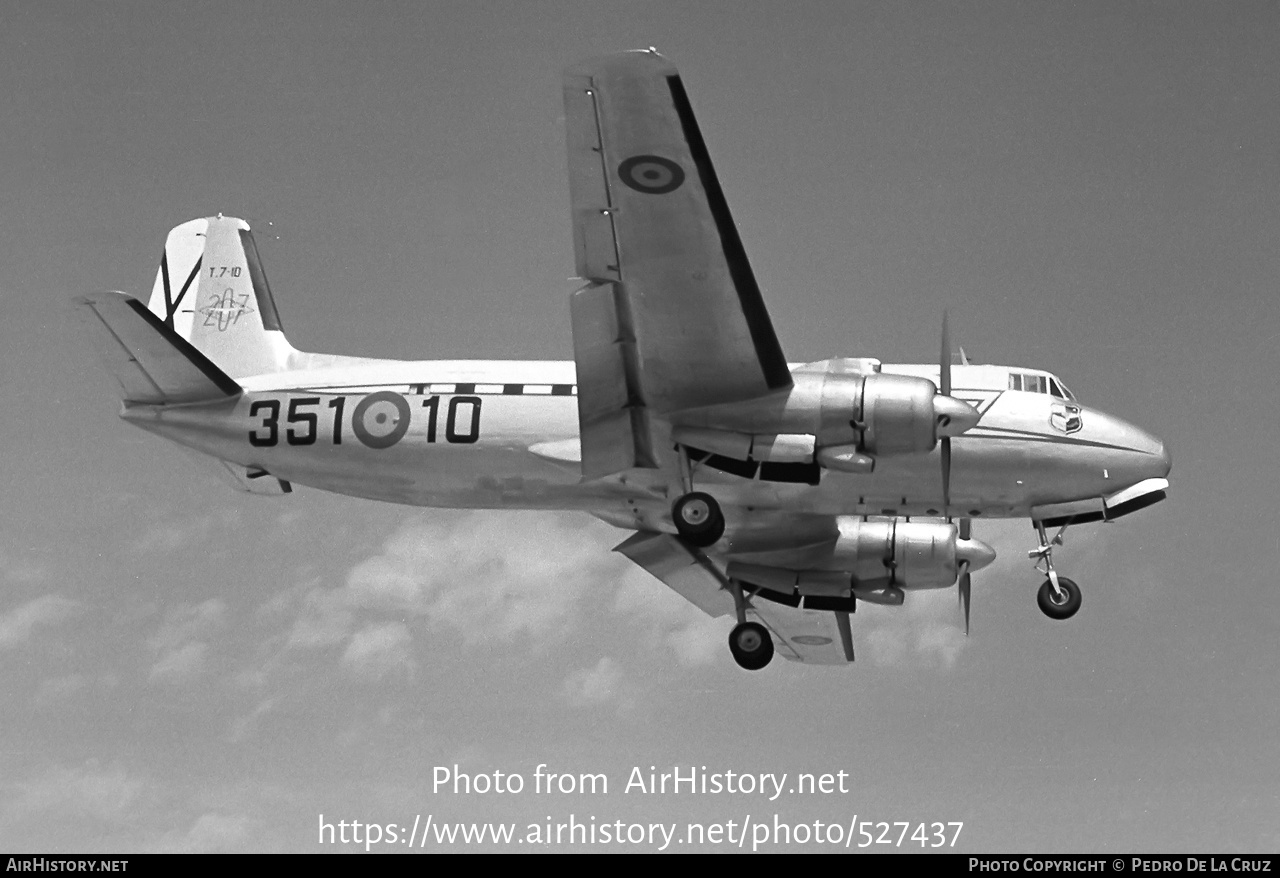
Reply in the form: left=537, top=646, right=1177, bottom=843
left=121, top=355, right=1171, bottom=531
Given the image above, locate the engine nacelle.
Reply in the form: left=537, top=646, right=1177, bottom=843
left=831, top=518, right=995, bottom=590
left=666, top=369, right=979, bottom=465
left=815, top=373, right=976, bottom=458
left=855, top=373, right=944, bottom=456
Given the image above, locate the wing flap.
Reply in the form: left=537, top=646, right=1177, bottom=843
left=615, top=530, right=857, bottom=666
left=571, top=282, right=656, bottom=478
left=749, top=605, right=855, bottom=665
left=613, top=531, right=734, bottom=617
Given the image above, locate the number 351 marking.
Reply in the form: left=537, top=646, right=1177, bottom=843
left=248, top=394, right=481, bottom=447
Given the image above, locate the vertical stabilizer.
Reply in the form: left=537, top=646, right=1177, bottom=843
left=146, top=216, right=294, bottom=379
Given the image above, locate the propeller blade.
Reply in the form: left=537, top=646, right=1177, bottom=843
left=941, top=436, right=951, bottom=514
left=940, top=311, right=953, bottom=514
left=957, top=517, right=973, bottom=634
left=940, top=310, right=952, bottom=397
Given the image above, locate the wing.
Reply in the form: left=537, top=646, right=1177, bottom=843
left=614, top=531, right=855, bottom=666
left=565, top=51, right=792, bottom=477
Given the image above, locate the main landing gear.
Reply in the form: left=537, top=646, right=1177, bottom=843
left=672, top=491, right=725, bottom=547
left=671, top=446, right=725, bottom=547
left=1029, top=521, right=1082, bottom=620
left=727, top=580, right=774, bottom=671
left=672, top=445, right=769, bottom=669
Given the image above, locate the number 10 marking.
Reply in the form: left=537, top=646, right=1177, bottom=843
left=421, top=395, right=481, bottom=444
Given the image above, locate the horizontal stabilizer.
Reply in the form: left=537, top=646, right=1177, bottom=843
left=73, top=292, right=241, bottom=404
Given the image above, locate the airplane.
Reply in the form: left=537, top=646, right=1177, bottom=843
left=73, top=50, right=1171, bottom=670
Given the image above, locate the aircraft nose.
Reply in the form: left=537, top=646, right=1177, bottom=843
left=1129, top=427, right=1171, bottom=479
left=1090, top=408, right=1171, bottom=482
left=1154, top=438, right=1172, bottom=478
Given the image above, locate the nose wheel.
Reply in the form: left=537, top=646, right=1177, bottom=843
left=1029, top=521, right=1081, bottom=620
left=1037, top=577, right=1082, bottom=619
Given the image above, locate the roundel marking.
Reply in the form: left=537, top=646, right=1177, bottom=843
left=352, top=391, right=411, bottom=449
left=617, top=155, right=685, bottom=194
left=791, top=635, right=833, bottom=646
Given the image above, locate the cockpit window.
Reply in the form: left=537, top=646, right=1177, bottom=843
left=1009, top=371, right=1075, bottom=400
left=1010, top=372, right=1048, bottom=393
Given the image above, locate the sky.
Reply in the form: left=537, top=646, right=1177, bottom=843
left=2, top=0, right=1278, bottom=853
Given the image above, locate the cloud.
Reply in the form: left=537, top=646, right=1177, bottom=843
left=146, top=599, right=225, bottom=683
left=33, top=672, right=120, bottom=708
left=560, top=656, right=628, bottom=709
left=128, top=509, right=242, bottom=555
left=228, top=698, right=277, bottom=743
left=285, top=586, right=353, bottom=649
left=149, top=641, right=209, bottom=683
left=154, top=813, right=254, bottom=853
left=342, top=621, right=412, bottom=679
left=343, top=511, right=618, bottom=645
left=611, top=570, right=729, bottom=668
left=3, top=761, right=146, bottom=824
left=274, top=512, right=648, bottom=668
left=0, top=548, right=51, bottom=584
left=0, top=594, right=82, bottom=649
left=860, top=589, right=970, bottom=670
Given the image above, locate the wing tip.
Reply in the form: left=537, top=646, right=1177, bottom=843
left=563, top=48, right=677, bottom=79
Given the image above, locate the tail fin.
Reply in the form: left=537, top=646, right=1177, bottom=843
left=73, top=292, right=241, bottom=404
left=145, top=216, right=296, bottom=379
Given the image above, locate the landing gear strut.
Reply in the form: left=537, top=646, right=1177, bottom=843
left=726, top=579, right=773, bottom=670
left=1029, top=521, right=1081, bottom=620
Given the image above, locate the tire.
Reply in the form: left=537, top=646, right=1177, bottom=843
left=1037, top=577, right=1082, bottom=620
left=728, top=621, right=774, bottom=670
left=672, top=492, right=725, bottom=547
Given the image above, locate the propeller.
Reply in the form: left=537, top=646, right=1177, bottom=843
left=940, top=313, right=982, bottom=634
left=957, top=517, right=972, bottom=635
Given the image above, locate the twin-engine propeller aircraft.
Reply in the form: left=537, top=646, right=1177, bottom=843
left=74, top=51, right=1170, bottom=670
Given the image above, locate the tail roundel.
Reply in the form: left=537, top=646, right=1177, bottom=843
left=146, top=216, right=296, bottom=379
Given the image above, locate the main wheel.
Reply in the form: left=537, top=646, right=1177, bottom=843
left=728, top=621, right=774, bottom=670
left=672, top=491, right=725, bottom=547
left=1037, top=577, right=1082, bottom=620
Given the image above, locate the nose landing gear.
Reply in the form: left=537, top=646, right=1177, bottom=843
left=1029, top=521, right=1081, bottom=620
